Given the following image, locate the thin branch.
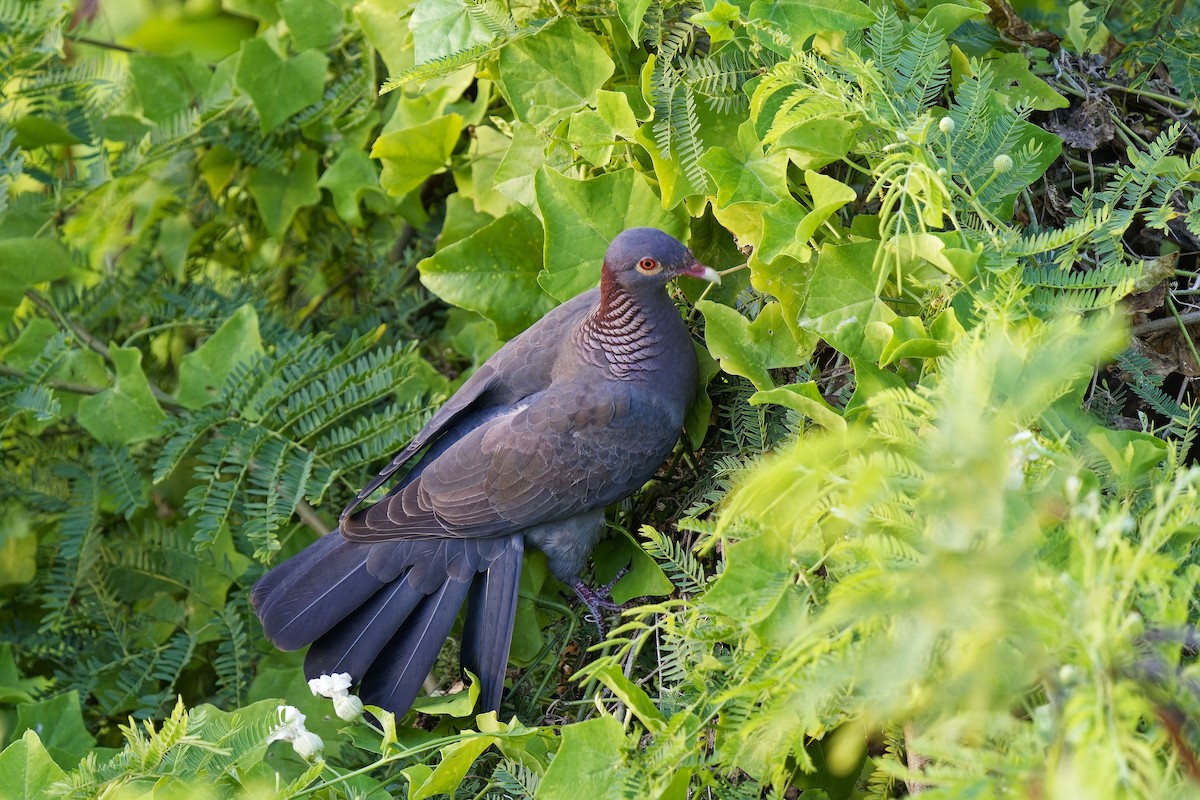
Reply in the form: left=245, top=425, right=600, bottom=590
left=0, top=363, right=104, bottom=396
left=24, top=289, right=187, bottom=412
left=1132, top=310, right=1200, bottom=336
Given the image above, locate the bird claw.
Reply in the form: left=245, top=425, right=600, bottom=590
left=573, top=568, right=630, bottom=638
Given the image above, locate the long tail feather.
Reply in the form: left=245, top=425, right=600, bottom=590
left=461, top=536, right=524, bottom=712
left=304, top=575, right=425, bottom=680
left=359, top=576, right=473, bottom=713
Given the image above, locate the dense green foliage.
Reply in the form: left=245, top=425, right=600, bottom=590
left=3, top=0, right=1200, bottom=797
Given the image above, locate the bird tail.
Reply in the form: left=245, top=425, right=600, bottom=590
left=251, top=533, right=523, bottom=717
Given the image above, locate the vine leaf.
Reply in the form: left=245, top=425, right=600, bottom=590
left=750, top=382, right=846, bottom=432
left=496, top=17, right=615, bottom=127
left=0, top=238, right=72, bottom=326
left=234, top=39, right=328, bottom=132
left=317, top=148, right=386, bottom=226
left=177, top=305, right=265, bottom=410
left=77, top=345, right=166, bottom=445
left=246, top=149, right=321, bottom=238
left=799, top=241, right=896, bottom=360
left=534, top=167, right=688, bottom=302
left=699, top=122, right=790, bottom=207
left=698, top=300, right=811, bottom=390
left=749, top=0, right=875, bottom=53
left=538, top=715, right=629, bottom=800
left=410, top=0, right=497, bottom=65
left=13, top=691, right=96, bottom=770
left=279, top=0, right=343, bottom=50
left=418, top=205, right=555, bottom=339
left=372, top=113, right=464, bottom=197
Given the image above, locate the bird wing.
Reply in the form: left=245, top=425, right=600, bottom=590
left=340, top=382, right=677, bottom=542
left=338, top=290, right=599, bottom=522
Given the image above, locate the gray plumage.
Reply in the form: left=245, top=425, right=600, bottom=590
left=252, top=227, right=718, bottom=717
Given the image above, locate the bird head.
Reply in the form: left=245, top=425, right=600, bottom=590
left=603, top=228, right=720, bottom=294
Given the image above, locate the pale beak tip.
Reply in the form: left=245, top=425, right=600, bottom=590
left=684, top=263, right=721, bottom=285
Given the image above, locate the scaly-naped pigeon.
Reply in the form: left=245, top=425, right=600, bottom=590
left=252, top=227, right=719, bottom=716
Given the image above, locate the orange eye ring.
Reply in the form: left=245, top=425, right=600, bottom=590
left=637, top=257, right=659, bottom=273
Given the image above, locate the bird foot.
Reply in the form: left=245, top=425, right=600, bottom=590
left=573, top=568, right=629, bottom=637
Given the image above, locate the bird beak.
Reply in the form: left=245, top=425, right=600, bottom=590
left=681, top=260, right=721, bottom=284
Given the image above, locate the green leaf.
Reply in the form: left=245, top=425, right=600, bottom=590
left=129, top=53, right=211, bottom=124
left=684, top=340, right=721, bottom=449
left=534, top=168, right=688, bottom=301
left=775, top=118, right=860, bottom=169
left=749, top=0, right=875, bottom=53
left=1086, top=428, right=1168, bottom=490
left=280, top=0, right=343, bottom=50
left=614, top=0, right=654, bottom=40
left=0, top=238, right=73, bottom=326
left=409, top=670, right=480, bottom=717
left=699, top=122, right=790, bottom=207
left=799, top=241, right=897, bottom=360
left=0, top=509, right=37, bottom=590
left=418, top=206, right=556, bottom=339
left=693, top=0, right=744, bottom=42
left=235, top=38, right=328, bottom=132
left=701, top=525, right=794, bottom=624
left=318, top=148, right=385, bottom=226
left=981, top=51, right=1070, bottom=111
left=13, top=692, right=95, bottom=770
left=407, top=725, right=497, bottom=800
left=493, top=121, right=571, bottom=208
left=589, top=663, right=666, bottom=733
left=698, top=300, right=809, bottom=390
left=0, top=731, right=67, bottom=800
left=176, top=305, right=266, bottom=409
left=246, top=149, right=322, bottom=238
left=537, top=714, right=630, bottom=800
left=76, top=346, right=167, bottom=445
left=0, top=643, right=49, bottom=704
left=372, top=114, right=464, bottom=197
left=750, top=382, right=846, bottom=433
left=611, top=530, right=674, bottom=604
left=876, top=315, right=952, bottom=367
left=355, top=0, right=415, bottom=74
left=921, top=0, right=988, bottom=35
left=410, top=0, right=496, bottom=65
left=496, top=17, right=615, bottom=127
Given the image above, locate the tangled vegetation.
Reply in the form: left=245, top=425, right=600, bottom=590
left=2, top=0, right=1200, bottom=797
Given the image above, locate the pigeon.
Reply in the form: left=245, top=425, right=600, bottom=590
left=251, top=227, right=719, bottom=716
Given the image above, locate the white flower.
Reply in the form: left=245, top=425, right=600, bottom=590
left=309, top=672, right=363, bottom=721
left=938, top=116, right=955, bottom=134
left=308, top=673, right=353, bottom=698
left=266, top=705, right=307, bottom=744
left=267, top=705, right=325, bottom=762
left=1007, top=430, right=1048, bottom=488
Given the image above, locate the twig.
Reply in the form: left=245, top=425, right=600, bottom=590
left=24, top=289, right=187, bottom=412
left=904, top=720, right=930, bottom=794
left=295, top=499, right=332, bottom=536
left=299, top=267, right=364, bottom=324
left=1133, top=309, right=1200, bottom=336
left=0, top=363, right=104, bottom=396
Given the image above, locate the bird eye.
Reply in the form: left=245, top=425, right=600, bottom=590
left=637, top=257, right=659, bottom=273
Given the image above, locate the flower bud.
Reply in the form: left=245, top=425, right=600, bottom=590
left=292, top=730, right=325, bottom=761
left=938, top=116, right=955, bottom=134
left=992, top=154, right=1013, bottom=173
left=333, top=692, right=365, bottom=722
